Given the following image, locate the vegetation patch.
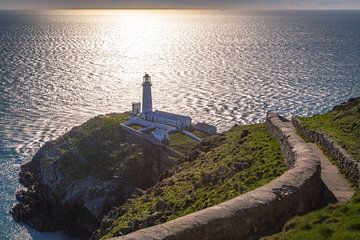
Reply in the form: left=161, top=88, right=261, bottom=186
left=54, top=112, right=147, bottom=181
left=128, top=124, right=143, bottom=130
left=96, top=123, right=286, bottom=239
left=299, top=98, right=360, bottom=161
left=168, top=131, right=198, bottom=154
left=168, top=129, right=210, bottom=154
left=262, top=192, right=360, bottom=240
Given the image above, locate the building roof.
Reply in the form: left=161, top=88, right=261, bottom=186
left=145, top=110, right=191, bottom=122
left=153, top=128, right=168, bottom=136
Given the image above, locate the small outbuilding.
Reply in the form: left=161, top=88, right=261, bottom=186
left=152, top=128, right=169, bottom=142
left=132, top=102, right=141, bottom=116
left=192, top=122, right=217, bottom=135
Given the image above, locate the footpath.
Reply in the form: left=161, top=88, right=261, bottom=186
left=284, top=121, right=354, bottom=203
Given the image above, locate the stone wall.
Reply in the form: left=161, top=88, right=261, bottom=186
left=109, top=113, right=324, bottom=240
left=292, top=117, right=360, bottom=188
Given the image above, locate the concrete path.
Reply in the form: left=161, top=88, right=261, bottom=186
left=181, top=130, right=202, bottom=142
left=307, top=143, right=354, bottom=203
left=283, top=121, right=354, bottom=203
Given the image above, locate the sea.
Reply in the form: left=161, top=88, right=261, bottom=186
left=0, top=9, right=359, bottom=240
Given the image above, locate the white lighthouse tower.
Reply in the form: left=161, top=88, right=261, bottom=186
left=142, top=73, right=153, bottom=114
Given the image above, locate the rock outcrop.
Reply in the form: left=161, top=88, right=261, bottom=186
left=11, top=113, right=177, bottom=237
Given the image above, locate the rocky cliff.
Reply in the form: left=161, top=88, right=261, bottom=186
left=11, top=113, right=177, bottom=238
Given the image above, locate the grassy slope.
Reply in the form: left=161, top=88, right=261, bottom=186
left=168, top=132, right=197, bottom=154
left=55, top=112, right=139, bottom=181
left=299, top=99, right=360, bottom=161
left=128, top=124, right=143, bottom=130
left=263, top=193, right=360, bottom=240
left=99, top=123, right=286, bottom=239
left=264, top=98, right=360, bottom=240
left=169, top=130, right=210, bottom=154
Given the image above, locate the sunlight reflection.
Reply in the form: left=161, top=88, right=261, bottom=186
left=83, top=11, right=172, bottom=70
left=116, top=13, right=166, bottom=57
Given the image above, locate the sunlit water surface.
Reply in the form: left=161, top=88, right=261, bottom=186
left=0, top=10, right=359, bottom=239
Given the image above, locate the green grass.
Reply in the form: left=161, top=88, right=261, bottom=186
left=128, top=124, right=143, bottom=130
left=299, top=100, right=360, bottom=161
left=168, top=132, right=198, bottom=154
left=78, top=112, right=131, bottom=132
left=168, top=129, right=210, bottom=154
left=54, top=112, right=144, bottom=182
left=98, top=123, right=286, bottom=239
left=263, top=192, right=360, bottom=240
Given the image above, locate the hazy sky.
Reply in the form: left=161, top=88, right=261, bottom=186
left=0, top=0, right=359, bottom=10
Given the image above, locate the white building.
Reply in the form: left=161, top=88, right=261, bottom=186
left=128, top=73, right=192, bottom=142
left=152, top=128, right=169, bottom=142
left=144, top=110, right=191, bottom=130
left=192, top=122, right=217, bottom=135
left=142, top=73, right=153, bottom=114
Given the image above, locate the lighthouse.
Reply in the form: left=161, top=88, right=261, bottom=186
left=142, top=73, right=153, bottom=114
left=126, top=73, right=197, bottom=143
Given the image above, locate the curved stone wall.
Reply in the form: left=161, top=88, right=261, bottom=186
left=292, top=117, right=360, bottom=188
left=110, top=113, right=323, bottom=240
